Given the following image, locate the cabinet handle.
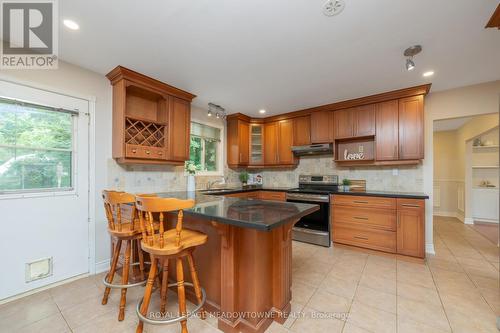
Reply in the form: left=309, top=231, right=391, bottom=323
left=394, top=145, right=397, bottom=158
left=399, top=145, right=403, bottom=158
left=397, top=215, right=401, bottom=228
left=354, top=236, right=369, bottom=240
left=145, top=150, right=150, bottom=155
left=132, top=149, right=137, bottom=154
left=401, top=204, right=420, bottom=208
left=354, top=216, right=369, bottom=220
left=353, top=200, right=369, bottom=204
left=158, top=151, right=163, bottom=156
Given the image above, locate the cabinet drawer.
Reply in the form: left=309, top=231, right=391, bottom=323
left=333, top=225, right=396, bottom=253
left=259, top=191, right=286, bottom=201
left=125, top=144, right=145, bottom=158
left=397, top=198, right=425, bottom=210
left=333, top=206, right=396, bottom=231
left=142, top=146, right=167, bottom=160
left=245, top=191, right=260, bottom=199
left=332, top=195, right=396, bottom=210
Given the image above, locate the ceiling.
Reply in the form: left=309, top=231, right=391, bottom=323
left=59, top=0, right=500, bottom=116
left=433, top=116, right=475, bottom=132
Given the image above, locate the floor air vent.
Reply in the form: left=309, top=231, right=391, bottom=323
left=25, top=257, right=53, bottom=282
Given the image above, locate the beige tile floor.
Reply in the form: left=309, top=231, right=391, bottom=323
left=0, top=216, right=498, bottom=333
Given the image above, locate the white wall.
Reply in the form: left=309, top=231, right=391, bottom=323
left=0, top=61, right=225, bottom=271
left=424, top=80, right=500, bottom=253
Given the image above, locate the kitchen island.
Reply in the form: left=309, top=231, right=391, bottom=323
left=121, top=191, right=319, bottom=333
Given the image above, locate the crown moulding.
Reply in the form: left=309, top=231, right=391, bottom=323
left=227, top=83, right=431, bottom=123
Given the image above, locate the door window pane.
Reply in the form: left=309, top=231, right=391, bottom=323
left=189, top=122, right=221, bottom=173
left=0, top=100, right=74, bottom=193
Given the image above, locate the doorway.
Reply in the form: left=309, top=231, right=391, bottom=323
left=0, top=80, right=90, bottom=300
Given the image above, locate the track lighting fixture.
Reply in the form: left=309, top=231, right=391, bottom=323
left=208, top=103, right=226, bottom=120
left=403, top=45, right=422, bottom=71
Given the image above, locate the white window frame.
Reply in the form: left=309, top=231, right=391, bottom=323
left=190, top=121, right=224, bottom=177
left=0, top=97, right=80, bottom=198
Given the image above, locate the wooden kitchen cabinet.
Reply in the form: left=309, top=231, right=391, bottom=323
left=250, top=124, right=264, bottom=165
left=277, top=119, right=295, bottom=165
left=106, top=66, right=195, bottom=165
left=397, top=199, right=425, bottom=258
left=332, top=194, right=426, bottom=258
left=334, top=105, right=375, bottom=140
left=167, top=97, right=191, bottom=162
left=310, top=111, right=334, bottom=143
left=227, top=116, right=250, bottom=167
left=354, top=104, right=375, bottom=137
left=264, top=122, right=278, bottom=165
left=399, top=95, right=424, bottom=160
left=293, top=115, right=311, bottom=145
left=375, top=100, right=399, bottom=160
left=334, top=108, right=353, bottom=139
left=264, top=120, right=296, bottom=166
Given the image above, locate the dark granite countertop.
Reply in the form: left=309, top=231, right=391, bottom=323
left=199, top=186, right=292, bottom=195
left=150, top=191, right=318, bottom=231
left=330, top=189, right=429, bottom=199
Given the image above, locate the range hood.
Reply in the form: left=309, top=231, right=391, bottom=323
left=291, top=143, right=333, bottom=156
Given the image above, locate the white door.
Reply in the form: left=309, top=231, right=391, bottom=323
left=0, top=80, right=90, bottom=300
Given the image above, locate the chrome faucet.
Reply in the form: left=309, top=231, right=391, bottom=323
left=206, top=177, right=227, bottom=190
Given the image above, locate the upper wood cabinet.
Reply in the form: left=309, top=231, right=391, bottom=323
left=375, top=100, right=399, bottom=161
left=293, top=115, right=311, bottom=146
left=263, top=122, right=278, bottom=165
left=396, top=199, right=425, bottom=258
left=250, top=124, right=264, bottom=165
left=277, top=119, right=295, bottom=165
left=399, top=95, right=424, bottom=160
left=334, top=105, right=375, bottom=140
left=167, top=97, right=191, bottom=162
left=106, top=66, right=195, bottom=165
left=227, top=117, right=250, bottom=167
left=334, top=109, right=353, bottom=139
left=310, top=111, right=334, bottom=143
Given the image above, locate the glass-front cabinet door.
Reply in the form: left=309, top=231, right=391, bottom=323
left=250, top=124, right=263, bottom=165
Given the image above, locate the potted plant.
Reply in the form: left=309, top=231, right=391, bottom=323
left=239, top=171, right=249, bottom=187
left=185, top=161, right=197, bottom=192
left=342, top=178, right=351, bottom=191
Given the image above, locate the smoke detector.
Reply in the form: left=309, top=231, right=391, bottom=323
left=323, top=0, right=345, bottom=16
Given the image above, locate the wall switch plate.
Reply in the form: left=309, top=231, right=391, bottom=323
left=392, top=168, right=399, bottom=176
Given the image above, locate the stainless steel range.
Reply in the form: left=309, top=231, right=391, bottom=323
left=286, top=175, right=338, bottom=247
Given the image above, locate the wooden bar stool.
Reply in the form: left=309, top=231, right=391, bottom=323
left=101, top=190, right=148, bottom=321
left=135, top=195, right=207, bottom=333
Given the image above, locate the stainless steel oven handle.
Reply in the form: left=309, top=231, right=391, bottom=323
left=286, top=194, right=329, bottom=202
left=293, top=227, right=329, bottom=235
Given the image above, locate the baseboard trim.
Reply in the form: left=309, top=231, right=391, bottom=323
left=464, top=217, right=474, bottom=225
left=425, top=243, right=436, bottom=255
left=95, top=259, right=110, bottom=274
left=434, top=211, right=458, bottom=218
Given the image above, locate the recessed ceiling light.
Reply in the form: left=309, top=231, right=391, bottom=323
left=63, top=19, right=80, bottom=30
left=259, top=109, right=266, bottom=114
left=423, top=71, right=434, bottom=77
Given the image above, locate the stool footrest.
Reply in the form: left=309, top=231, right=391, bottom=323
left=102, top=262, right=149, bottom=289
left=136, top=282, right=207, bottom=325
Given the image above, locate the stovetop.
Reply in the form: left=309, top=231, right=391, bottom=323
left=287, top=186, right=339, bottom=195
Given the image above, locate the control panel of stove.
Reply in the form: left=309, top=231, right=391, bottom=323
left=298, top=175, right=338, bottom=185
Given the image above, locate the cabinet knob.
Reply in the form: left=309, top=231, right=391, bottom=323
left=132, top=149, right=137, bottom=153
left=158, top=151, right=163, bottom=156
left=145, top=150, right=151, bottom=155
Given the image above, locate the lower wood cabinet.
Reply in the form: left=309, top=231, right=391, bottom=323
left=223, top=190, right=286, bottom=201
left=331, top=195, right=425, bottom=258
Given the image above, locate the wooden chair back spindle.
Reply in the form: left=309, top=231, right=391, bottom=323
left=102, top=190, right=136, bottom=232
left=135, top=196, right=195, bottom=249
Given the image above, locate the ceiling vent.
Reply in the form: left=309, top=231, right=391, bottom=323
left=323, top=0, right=345, bottom=16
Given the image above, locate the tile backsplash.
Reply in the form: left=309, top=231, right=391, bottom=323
left=227, top=155, right=424, bottom=192
left=106, top=155, right=424, bottom=194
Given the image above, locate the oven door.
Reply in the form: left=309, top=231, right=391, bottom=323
left=286, top=197, right=330, bottom=247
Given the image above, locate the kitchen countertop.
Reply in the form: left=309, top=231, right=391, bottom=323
left=201, top=186, right=428, bottom=199
left=330, top=189, right=429, bottom=199
left=150, top=191, right=318, bottom=231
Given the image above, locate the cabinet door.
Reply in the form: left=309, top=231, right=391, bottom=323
left=293, top=116, right=311, bottom=145
left=399, top=96, right=424, bottom=160
left=238, top=120, right=250, bottom=164
left=397, top=199, right=425, bottom=258
left=375, top=100, right=399, bottom=160
left=277, top=119, right=295, bottom=164
left=168, top=97, right=191, bottom=161
left=354, top=104, right=375, bottom=137
left=250, top=124, right=264, bottom=165
left=264, top=122, right=278, bottom=165
left=334, top=109, right=354, bottom=139
left=311, top=111, right=334, bottom=143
